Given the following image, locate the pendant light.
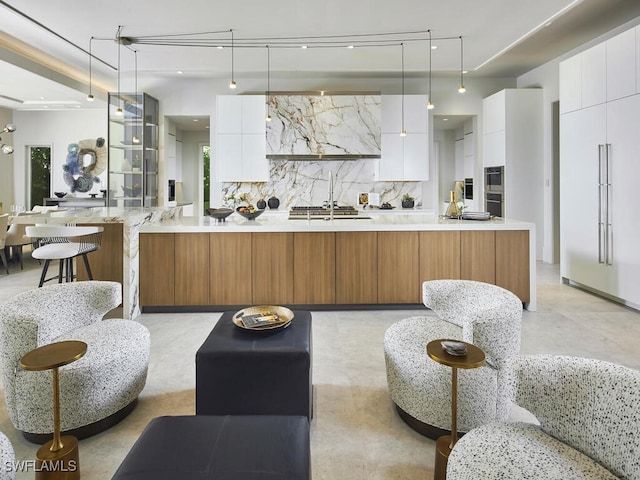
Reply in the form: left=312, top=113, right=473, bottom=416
left=265, top=45, right=272, bottom=122
left=400, top=42, right=406, bottom=137
left=229, top=29, right=237, bottom=89
left=132, top=49, right=140, bottom=144
left=115, top=28, right=123, bottom=115
left=427, top=30, right=434, bottom=110
left=458, top=36, right=466, bottom=94
left=87, top=37, right=94, bottom=101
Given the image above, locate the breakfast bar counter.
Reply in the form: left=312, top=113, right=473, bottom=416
left=139, top=211, right=536, bottom=311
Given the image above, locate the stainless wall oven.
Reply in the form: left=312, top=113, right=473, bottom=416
left=485, top=166, right=504, bottom=217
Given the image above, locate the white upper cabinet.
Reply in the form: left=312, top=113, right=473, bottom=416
left=377, top=95, right=429, bottom=181
left=482, top=92, right=506, bottom=134
left=216, top=96, right=242, bottom=134
left=606, top=27, right=637, bottom=101
left=380, top=95, right=428, bottom=133
left=559, top=54, right=582, bottom=114
left=215, top=95, right=268, bottom=182
left=581, top=42, right=607, bottom=109
left=561, top=25, right=639, bottom=114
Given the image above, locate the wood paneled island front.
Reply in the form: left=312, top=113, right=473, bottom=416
left=139, top=212, right=536, bottom=311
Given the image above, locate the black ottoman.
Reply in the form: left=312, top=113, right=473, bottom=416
left=196, top=310, right=312, bottom=419
left=112, top=415, right=310, bottom=480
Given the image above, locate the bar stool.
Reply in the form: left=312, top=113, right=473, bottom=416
left=26, top=225, right=103, bottom=287
left=4, top=211, right=38, bottom=269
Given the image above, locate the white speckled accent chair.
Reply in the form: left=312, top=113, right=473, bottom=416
left=0, top=281, right=150, bottom=443
left=0, top=431, right=15, bottom=480
left=384, top=280, right=523, bottom=438
left=447, top=355, right=640, bottom=480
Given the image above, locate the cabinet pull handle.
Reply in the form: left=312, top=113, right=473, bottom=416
left=606, top=144, right=613, bottom=265
left=597, top=145, right=605, bottom=264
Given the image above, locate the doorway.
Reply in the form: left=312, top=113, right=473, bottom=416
left=28, top=145, right=51, bottom=209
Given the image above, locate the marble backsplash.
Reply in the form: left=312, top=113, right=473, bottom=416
left=222, top=159, right=421, bottom=209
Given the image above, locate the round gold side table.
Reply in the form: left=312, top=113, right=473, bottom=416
left=427, top=339, right=485, bottom=480
left=20, top=340, right=87, bottom=480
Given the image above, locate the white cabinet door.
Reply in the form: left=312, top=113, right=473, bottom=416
left=381, top=95, right=427, bottom=134
left=483, top=130, right=505, bottom=167
left=378, top=133, right=404, bottom=180
left=559, top=54, right=582, bottom=114
left=463, top=132, right=475, bottom=178
left=482, top=91, right=506, bottom=134
left=606, top=28, right=637, bottom=102
left=216, top=96, right=242, bottom=134
left=403, top=134, right=428, bottom=181
left=581, top=43, right=607, bottom=109
left=216, top=134, right=242, bottom=181
left=606, top=94, right=640, bottom=305
left=559, top=105, right=607, bottom=291
left=241, top=134, right=269, bottom=181
left=242, top=96, right=267, bottom=134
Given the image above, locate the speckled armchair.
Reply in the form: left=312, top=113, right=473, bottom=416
left=0, top=431, right=15, bottom=480
left=447, top=355, right=640, bottom=480
left=0, top=281, right=150, bottom=442
left=384, top=280, right=523, bottom=438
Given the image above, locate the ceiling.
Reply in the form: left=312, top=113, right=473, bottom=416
left=0, top=0, right=639, bottom=116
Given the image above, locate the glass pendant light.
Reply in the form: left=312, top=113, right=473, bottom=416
left=400, top=42, right=406, bottom=137
left=87, top=37, right=94, bottom=101
left=132, top=50, right=140, bottom=144
left=266, top=45, right=272, bottom=122
left=427, top=30, right=434, bottom=110
left=458, top=36, right=466, bottom=94
left=229, top=29, right=237, bottom=89
left=115, top=32, right=123, bottom=115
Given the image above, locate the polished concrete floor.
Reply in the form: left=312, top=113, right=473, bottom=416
left=0, top=253, right=638, bottom=479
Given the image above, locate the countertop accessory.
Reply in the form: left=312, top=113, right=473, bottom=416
left=232, top=305, right=294, bottom=332
left=206, top=207, right=234, bottom=221
left=440, top=340, right=468, bottom=356
left=54, top=192, right=67, bottom=198
left=462, top=211, right=491, bottom=221
left=236, top=207, right=264, bottom=220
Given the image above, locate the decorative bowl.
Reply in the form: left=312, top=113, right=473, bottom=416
left=236, top=207, right=264, bottom=220
left=206, top=207, right=234, bottom=221
left=121, top=185, right=142, bottom=197
left=54, top=192, right=67, bottom=198
left=232, top=305, right=294, bottom=332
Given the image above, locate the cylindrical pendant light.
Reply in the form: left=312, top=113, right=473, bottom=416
left=400, top=42, right=406, bottom=137
left=458, top=36, right=466, bottom=94
left=427, top=30, right=434, bottom=110
left=229, top=29, right=237, bottom=89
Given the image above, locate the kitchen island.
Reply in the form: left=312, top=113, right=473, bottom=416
left=139, top=211, right=536, bottom=311
left=13, top=207, right=181, bottom=318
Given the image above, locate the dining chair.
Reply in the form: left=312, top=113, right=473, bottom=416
left=0, top=214, right=9, bottom=275
left=26, top=225, right=103, bottom=287
left=4, top=212, right=38, bottom=270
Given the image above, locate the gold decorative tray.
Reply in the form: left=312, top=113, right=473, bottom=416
left=232, top=305, right=294, bottom=332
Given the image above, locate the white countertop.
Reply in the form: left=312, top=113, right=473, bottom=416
left=10, top=207, right=181, bottom=226
left=140, top=210, right=535, bottom=233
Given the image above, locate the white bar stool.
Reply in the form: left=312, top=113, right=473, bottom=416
left=26, top=225, right=103, bottom=287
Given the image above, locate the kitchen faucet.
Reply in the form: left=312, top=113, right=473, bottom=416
left=328, top=170, right=334, bottom=221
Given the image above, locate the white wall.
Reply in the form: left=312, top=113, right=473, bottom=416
left=12, top=109, right=107, bottom=207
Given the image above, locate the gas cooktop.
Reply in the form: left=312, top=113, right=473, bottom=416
left=289, top=205, right=359, bottom=216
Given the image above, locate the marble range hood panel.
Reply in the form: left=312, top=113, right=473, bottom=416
left=266, top=94, right=381, bottom=159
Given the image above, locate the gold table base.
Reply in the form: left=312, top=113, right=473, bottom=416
left=434, top=435, right=452, bottom=480
left=35, top=435, right=79, bottom=480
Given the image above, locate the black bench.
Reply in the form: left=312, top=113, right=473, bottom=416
left=112, top=415, right=310, bottom=479
left=196, top=310, right=312, bottom=419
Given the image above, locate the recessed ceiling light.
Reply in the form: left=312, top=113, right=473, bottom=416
left=217, top=46, right=224, bottom=49
left=347, top=45, right=354, bottom=49
left=301, top=45, right=307, bottom=49
left=442, top=118, right=448, bottom=121
left=177, top=70, right=184, bottom=75
left=40, top=96, right=45, bottom=100
left=193, top=119, right=198, bottom=122
left=462, top=70, right=468, bottom=74
left=431, top=45, right=438, bottom=50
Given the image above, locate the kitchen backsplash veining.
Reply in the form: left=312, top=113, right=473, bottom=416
left=221, top=159, right=421, bottom=208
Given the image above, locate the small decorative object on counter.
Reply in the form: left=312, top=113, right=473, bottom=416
left=401, top=194, right=415, bottom=209
left=256, top=198, right=267, bottom=210
left=444, top=191, right=462, bottom=218
left=268, top=195, right=280, bottom=209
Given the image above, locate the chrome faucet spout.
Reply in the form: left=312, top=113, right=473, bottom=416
left=328, top=170, right=334, bottom=220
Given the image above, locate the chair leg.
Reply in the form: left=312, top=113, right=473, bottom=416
left=38, top=260, right=51, bottom=287
left=58, top=260, right=64, bottom=283
left=0, top=249, right=8, bottom=275
left=81, top=254, right=93, bottom=280
left=16, top=246, right=23, bottom=270
left=69, top=258, right=75, bottom=282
